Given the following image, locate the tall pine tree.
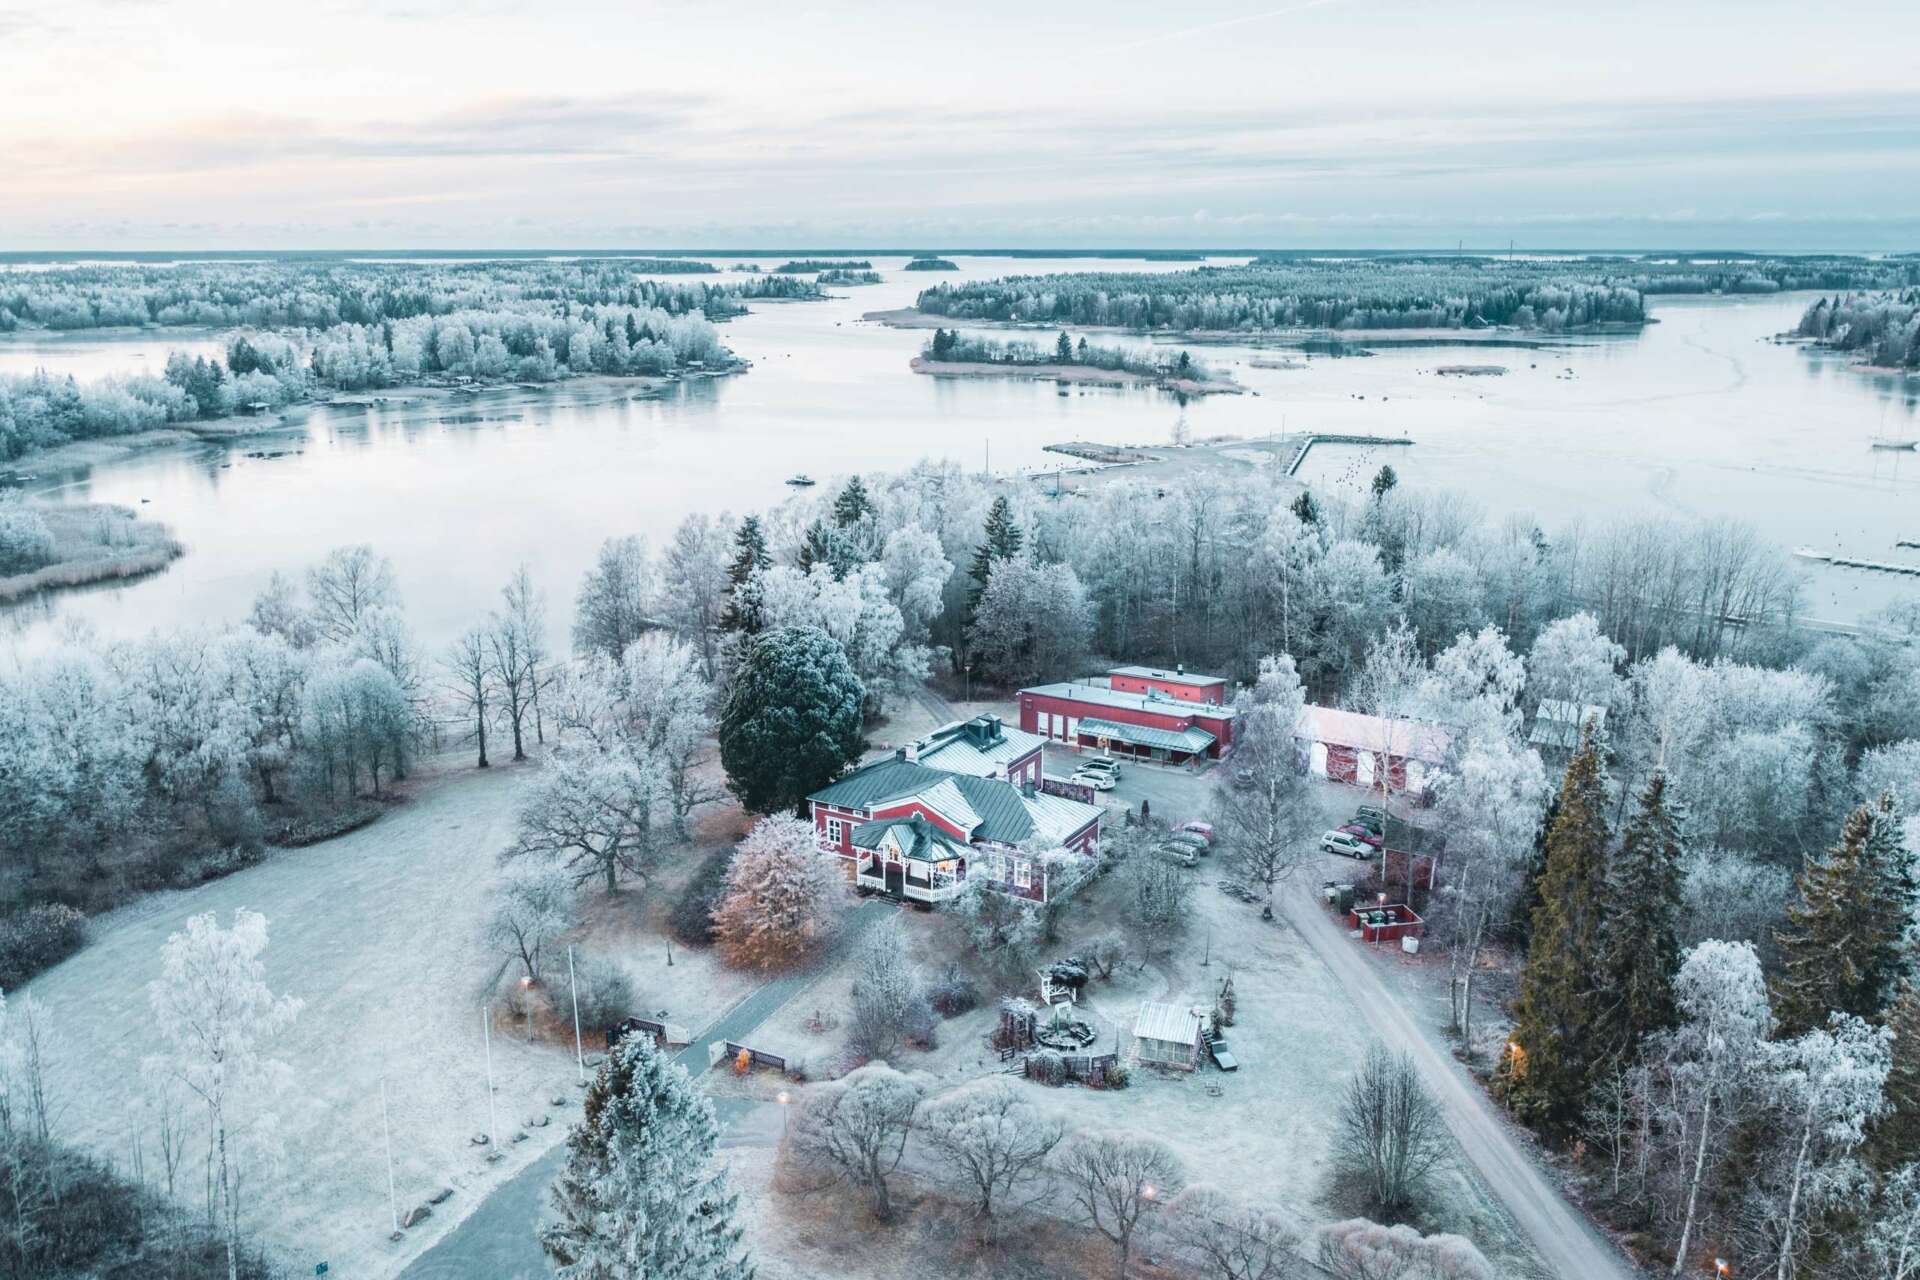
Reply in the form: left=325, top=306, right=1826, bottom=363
left=718, top=516, right=768, bottom=635
left=1774, top=802, right=1905, bottom=1036
left=1502, top=723, right=1612, bottom=1137
left=966, top=495, right=1023, bottom=610
left=1874, top=980, right=1920, bottom=1169
left=1593, top=771, right=1685, bottom=1066
left=542, top=1034, right=753, bottom=1280
left=1866, top=791, right=1917, bottom=1009
left=832, top=475, right=874, bottom=529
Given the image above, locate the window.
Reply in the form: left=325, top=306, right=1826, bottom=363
left=1013, top=859, right=1032, bottom=889
left=825, top=817, right=845, bottom=847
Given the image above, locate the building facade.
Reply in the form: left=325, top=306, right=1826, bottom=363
left=1018, top=669, right=1238, bottom=763
left=808, top=755, right=1103, bottom=906
left=1294, top=704, right=1449, bottom=794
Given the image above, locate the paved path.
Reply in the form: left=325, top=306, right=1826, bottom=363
left=400, top=900, right=884, bottom=1280
left=1277, top=882, right=1641, bottom=1280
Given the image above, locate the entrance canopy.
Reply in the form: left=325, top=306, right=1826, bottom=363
left=1077, top=717, right=1216, bottom=755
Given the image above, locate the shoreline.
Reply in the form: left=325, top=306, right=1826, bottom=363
left=866, top=306, right=1618, bottom=347
left=907, top=354, right=1242, bottom=396
left=0, top=502, right=184, bottom=604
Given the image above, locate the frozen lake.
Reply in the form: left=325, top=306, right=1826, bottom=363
left=2, top=256, right=1916, bottom=658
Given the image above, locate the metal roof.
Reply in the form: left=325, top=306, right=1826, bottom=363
left=850, top=816, right=967, bottom=861
left=1022, top=681, right=1239, bottom=720
left=1108, top=665, right=1229, bottom=687
left=1077, top=717, right=1216, bottom=754
left=812, top=756, right=1098, bottom=847
left=1294, top=704, right=1450, bottom=763
left=1133, top=1001, right=1203, bottom=1046
left=915, top=720, right=1046, bottom=777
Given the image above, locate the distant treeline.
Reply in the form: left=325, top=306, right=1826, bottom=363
left=0, top=304, right=733, bottom=460
left=916, top=256, right=1920, bottom=334
left=1795, top=289, right=1920, bottom=370
left=775, top=259, right=873, bottom=273
left=924, top=327, right=1210, bottom=380
left=0, top=258, right=819, bottom=333
left=904, top=258, right=959, bottom=271
left=818, top=269, right=883, bottom=285
left=624, top=258, right=718, bottom=273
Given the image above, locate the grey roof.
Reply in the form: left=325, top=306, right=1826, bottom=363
left=1133, top=1001, right=1203, bottom=1046
left=1078, top=717, right=1216, bottom=754
left=915, top=717, right=1046, bottom=777
left=850, top=815, right=967, bottom=861
left=1022, top=681, right=1239, bottom=720
left=811, top=757, right=1059, bottom=846
left=1529, top=701, right=1607, bottom=750
left=1108, top=665, right=1229, bottom=688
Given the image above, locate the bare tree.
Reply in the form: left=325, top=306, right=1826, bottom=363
left=573, top=534, right=654, bottom=660
left=1052, top=1129, right=1186, bottom=1280
left=1349, top=619, right=1429, bottom=893
left=443, top=625, right=497, bottom=768
left=0, top=992, right=54, bottom=1143
left=489, top=564, right=548, bottom=761
left=788, top=1063, right=924, bottom=1222
left=1165, top=1184, right=1300, bottom=1280
left=1118, top=842, right=1193, bottom=955
left=918, top=1079, right=1064, bottom=1237
left=507, top=746, right=663, bottom=895
left=1336, top=1045, right=1448, bottom=1214
left=659, top=513, right=731, bottom=679
left=486, top=860, right=576, bottom=984
left=1215, top=654, right=1314, bottom=910
left=1317, top=1218, right=1495, bottom=1280
left=846, top=916, right=928, bottom=1061
left=305, top=544, right=397, bottom=645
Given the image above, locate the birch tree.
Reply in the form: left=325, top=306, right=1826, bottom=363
left=572, top=535, right=653, bottom=660
left=788, top=1062, right=924, bottom=1222
left=145, top=910, right=301, bottom=1280
left=1349, top=619, right=1428, bottom=888
left=1215, top=654, right=1314, bottom=910
left=1867, top=1163, right=1920, bottom=1280
left=659, top=513, right=731, bottom=679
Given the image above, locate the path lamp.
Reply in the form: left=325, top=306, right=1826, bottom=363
left=777, top=1089, right=792, bottom=1135
left=481, top=1005, right=500, bottom=1156
left=567, top=945, right=585, bottom=1085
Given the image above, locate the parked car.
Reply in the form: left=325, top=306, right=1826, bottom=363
left=1079, top=756, right=1121, bottom=780
left=1071, top=766, right=1118, bottom=791
left=1155, top=842, right=1198, bottom=868
left=1177, top=821, right=1214, bottom=843
left=1206, top=1034, right=1239, bottom=1071
left=1165, top=831, right=1210, bottom=855
left=1336, top=822, right=1383, bottom=847
left=1321, top=829, right=1372, bottom=859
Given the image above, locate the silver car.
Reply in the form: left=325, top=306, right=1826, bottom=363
left=1320, top=829, right=1371, bottom=859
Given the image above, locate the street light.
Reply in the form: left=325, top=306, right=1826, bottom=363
left=777, top=1090, right=792, bottom=1135
left=1714, top=1261, right=1729, bottom=1279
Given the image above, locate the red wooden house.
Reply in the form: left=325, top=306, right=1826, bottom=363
left=1018, top=668, right=1238, bottom=764
left=809, top=755, right=1103, bottom=906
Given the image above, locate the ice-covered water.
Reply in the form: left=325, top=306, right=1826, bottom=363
left=1, top=255, right=1914, bottom=657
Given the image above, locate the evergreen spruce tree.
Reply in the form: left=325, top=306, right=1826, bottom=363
left=1875, top=980, right=1920, bottom=1169
left=1289, top=489, right=1320, bottom=528
left=1773, top=803, right=1903, bottom=1035
left=1506, top=788, right=1559, bottom=948
left=542, top=1034, right=754, bottom=1280
left=1501, top=724, right=1612, bottom=1137
left=718, top=516, right=768, bottom=635
left=831, top=475, right=874, bottom=529
left=1593, top=771, right=1685, bottom=1065
left=966, top=496, right=1023, bottom=610
left=1865, top=792, right=1917, bottom=1010
left=796, top=519, right=836, bottom=578
left=1054, top=330, right=1074, bottom=363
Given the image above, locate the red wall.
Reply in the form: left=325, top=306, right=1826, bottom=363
left=1108, top=672, right=1224, bottom=705
left=1022, top=692, right=1234, bottom=756
left=869, top=799, right=972, bottom=841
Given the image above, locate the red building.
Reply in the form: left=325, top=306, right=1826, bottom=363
left=808, top=755, right=1102, bottom=906
left=1295, top=705, right=1449, bottom=795
left=1018, top=668, right=1238, bottom=763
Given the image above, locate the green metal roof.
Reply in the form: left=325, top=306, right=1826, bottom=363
left=812, top=756, right=1041, bottom=845
left=850, top=815, right=967, bottom=861
left=1078, top=717, right=1216, bottom=753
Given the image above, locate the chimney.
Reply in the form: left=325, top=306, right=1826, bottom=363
left=903, top=740, right=920, bottom=764
left=1176, top=662, right=1185, bottom=675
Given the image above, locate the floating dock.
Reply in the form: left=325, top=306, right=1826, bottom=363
left=1285, top=433, right=1413, bottom=476
left=1794, top=547, right=1920, bottom=577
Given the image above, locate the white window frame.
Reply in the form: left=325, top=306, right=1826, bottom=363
left=825, top=817, right=845, bottom=846
left=1013, top=859, right=1032, bottom=889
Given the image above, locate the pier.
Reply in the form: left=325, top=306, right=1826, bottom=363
left=1284, top=433, right=1414, bottom=476
left=1793, top=547, right=1920, bottom=577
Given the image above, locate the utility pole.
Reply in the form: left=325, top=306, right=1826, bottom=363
left=481, top=1006, right=499, bottom=1154
left=568, top=945, right=585, bottom=1085
left=381, top=1077, right=400, bottom=1233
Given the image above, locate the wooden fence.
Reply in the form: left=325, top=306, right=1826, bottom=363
left=1024, top=1051, right=1119, bottom=1087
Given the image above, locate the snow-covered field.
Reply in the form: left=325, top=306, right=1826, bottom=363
left=24, top=755, right=583, bottom=1279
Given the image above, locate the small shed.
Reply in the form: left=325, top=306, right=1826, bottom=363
left=1133, top=1001, right=1204, bottom=1071
left=1347, top=902, right=1425, bottom=944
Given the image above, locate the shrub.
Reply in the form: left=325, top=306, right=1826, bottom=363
left=1104, top=1063, right=1130, bottom=1090
left=928, top=962, right=979, bottom=1017
left=0, top=904, right=89, bottom=988
left=668, top=845, right=734, bottom=946
left=1029, top=1050, right=1066, bottom=1086
left=569, top=952, right=636, bottom=1030
left=0, top=502, right=56, bottom=575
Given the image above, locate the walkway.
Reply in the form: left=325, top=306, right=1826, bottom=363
left=399, top=900, right=885, bottom=1280
left=1277, top=883, right=1640, bottom=1280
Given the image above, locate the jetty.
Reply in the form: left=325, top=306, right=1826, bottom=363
left=1794, top=547, right=1920, bottom=577
left=1284, top=433, right=1413, bottom=476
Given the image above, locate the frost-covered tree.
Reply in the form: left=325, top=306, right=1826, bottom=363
left=487, top=860, right=575, bottom=985
left=1337, top=1045, right=1448, bottom=1214
left=878, top=523, right=951, bottom=644
left=710, top=816, right=843, bottom=972
left=298, top=656, right=412, bottom=799
left=542, top=1033, right=751, bottom=1280
left=508, top=745, right=662, bottom=895
left=846, top=915, right=928, bottom=1061
left=213, top=629, right=307, bottom=804
left=1662, top=940, right=1774, bottom=1277
left=789, top=1062, right=924, bottom=1222
left=1527, top=612, right=1625, bottom=712
left=965, top=557, right=1092, bottom=688
left=1866, top=1162, right=1920, bottom=1280
left=718, top=514, right=769, bottom=637
left=1402, top=547, right=1487, bottom=654
left=444, top=625, right=497, bottom=768
left=246, top=570, right=316, bottom=649
left=1317, top=1219, right=1495, bottom=1280
left=1052, top=1129, right=1186, bottom=1280
left=1165, top=1184, right=1299, bottom=1280
left=304, top=544, right=397, bottom=646
left=918, top=1078, right=1064, bottom=1236
left=756, top=563, right=924, bottom=714
left=1214, top=654, right=1314, bottom=909
left=1775, top=803, right=1908, bottom=1035
left=488, top=564, right=548, bottom=761
left=1425, top=624, right=1527, bottom=746
left=658, top=513, right=731, bottom=678
left=1118, top=847, right=1193, bottom=954
left=1348, top=618, right=1429, bottom=887
left=572, top=535, right=654, bottom=660
left=1750, top=1014, right=1890, bottom=1280
left=966, top=495, right=1023, bottom=612
left=145, top=910, right=301, bottom=1280
left=718, top=626, right=865, bottom=814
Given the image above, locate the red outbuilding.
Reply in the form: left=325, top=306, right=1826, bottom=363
left=1018, top=668, right=1238, bottom=764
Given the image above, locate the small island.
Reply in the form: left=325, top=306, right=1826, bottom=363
left=775, top=259, right=874, bottom=273
left=1795, top=291, right=1920, bottom=371
left=621, top=258, right=718, bottom=273
left=902, top=257, right=959, bottom=271
left=912, top=328, right=1241, bottom=395
left=818, top=269, right=883, bottom=286
left=0, top=500, right=182, bottom=602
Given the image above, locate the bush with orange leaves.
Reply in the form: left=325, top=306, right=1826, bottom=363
left=712, top=815, right=847, bottom=972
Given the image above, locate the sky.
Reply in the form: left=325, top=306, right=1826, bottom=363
left=3, top=0, right=1918, bottom=251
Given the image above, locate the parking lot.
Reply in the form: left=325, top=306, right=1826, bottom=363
left=1043, top=741, right=1218, bottom=827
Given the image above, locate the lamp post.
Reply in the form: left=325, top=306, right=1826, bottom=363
left=567, top=945, right=585, bottom=1085
left=380, top=1077, right=400, bottom=1233
left=777, top=1089, right=791, bottom=1135
left=481, top=1005, right=500, bottom=1155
